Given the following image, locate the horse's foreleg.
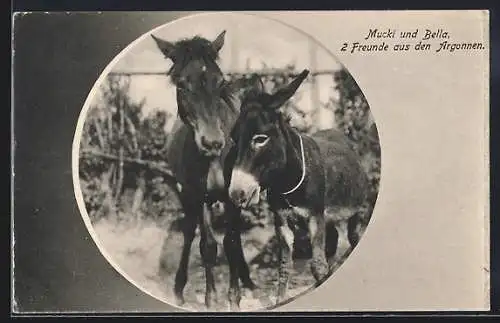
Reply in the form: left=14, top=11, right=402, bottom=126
left=308, top=215, right=329, bottom=285
left=216, top=203, right=255, bottom=290
left=275, top=213, right=294, bottom=305
left=174, top=207, right=198, bottom=306
left=199, top=203, right=218, bottom=309
left=223, top=202, right=243, bottom=311
left=224, top=231, right=242, bottom=310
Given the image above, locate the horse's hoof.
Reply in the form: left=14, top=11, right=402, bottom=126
left=228, top=287, right=241, bottom=307
left=242, top=280, right=259, bottom=291
left=205, top=293, right=218, bottom=309
left=229, top=303, right=241, bottom=312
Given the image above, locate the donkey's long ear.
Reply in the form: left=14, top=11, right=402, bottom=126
left=212, top=30, right=226, bottom=53
left=269, top=69, right=310, bottom=109
left=151, top=34, right=176, bottom=60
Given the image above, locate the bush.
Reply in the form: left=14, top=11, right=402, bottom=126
left=332, top=68, right=381, bottom=212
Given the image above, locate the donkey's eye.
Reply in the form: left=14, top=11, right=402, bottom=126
left=252, top=134, right=269, bottom=148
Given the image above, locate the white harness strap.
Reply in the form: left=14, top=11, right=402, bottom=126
left=282, top=132, right=306, bottom=196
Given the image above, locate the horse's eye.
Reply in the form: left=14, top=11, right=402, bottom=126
left=252, top=134, right=269, bottom=148
left=178, top=80, right=189, bottom=92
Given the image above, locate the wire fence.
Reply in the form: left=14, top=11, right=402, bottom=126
left=107, top=68, right=339, bottom=131
left=107, top=69, right=337, bottom=77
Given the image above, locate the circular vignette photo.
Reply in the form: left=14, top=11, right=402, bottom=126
left=72, top=12, right=381, bottom=312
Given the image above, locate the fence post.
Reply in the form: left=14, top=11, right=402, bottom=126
left=309, top=39, right=321, bottom=132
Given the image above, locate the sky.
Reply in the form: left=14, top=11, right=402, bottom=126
left=91, top=13, right=345, bottom=132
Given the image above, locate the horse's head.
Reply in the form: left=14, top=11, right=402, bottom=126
left=228, top=69, right=310, bottom=207
left=152, top=31, right=232, bottom=157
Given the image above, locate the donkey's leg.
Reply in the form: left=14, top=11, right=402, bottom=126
left=348, top=208, right=369, bottom=248
left=275, top=212, right=294, bottom=305
left=326, top=207, right=354, bottom=271
left=331, top=219, right=352, bottom=271
left=347, top=212, right=361, bottom=248
left=308, top=215, right=329, bottom=285
left=223, top=202, right=243, bottom=311
left=174, top=204, right=198, bottom=306
left=199, top=203, right=218, bottom=309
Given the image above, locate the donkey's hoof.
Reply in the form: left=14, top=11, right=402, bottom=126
left=174, top=293, right=185, bottom=306
left=311, top=259, right=330, bottom=283
left=276, top=295, right=287, bottom=306
left=228, top=288, right=241, bottom=312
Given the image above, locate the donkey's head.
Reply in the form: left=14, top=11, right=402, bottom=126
left=151, top=31, right=231, bottom=157
left=228, top=70, right=310, bottom=207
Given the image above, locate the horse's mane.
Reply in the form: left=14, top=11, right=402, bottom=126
left=213, top=80, right=242, bottom=134
left=165, top=35, right=246, bottom=136
left=173, top=36, right=220, bottom=60
left=167, top=36, right=222, bottom=83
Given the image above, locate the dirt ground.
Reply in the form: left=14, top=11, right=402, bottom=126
left=92, top=216, right=320, bottom=312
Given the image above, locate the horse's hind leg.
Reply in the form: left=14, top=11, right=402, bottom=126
left=199, top=203, right=218, bottom=309
left=173, top=204, right=198, bottom=306
left=308, top=215, right=329, bottom=285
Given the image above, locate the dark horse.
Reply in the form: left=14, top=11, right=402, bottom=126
left=226, top=70, right=369, bottom=307
left=151, top=31, right=257, bottom=309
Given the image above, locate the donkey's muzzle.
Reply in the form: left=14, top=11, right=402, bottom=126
left=200, top=135, right=224, bottom=157
left=228, top=169, right=260, bottom=208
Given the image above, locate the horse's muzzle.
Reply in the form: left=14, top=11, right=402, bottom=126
left=228, top=168, right=260, bottom=208
left=198, top=135, right=224, bottom=157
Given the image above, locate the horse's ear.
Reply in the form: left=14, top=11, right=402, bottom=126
left=212, top=30, right=226, bottom=53
left=269, top=69, right=310, bottom=109
left=151, top=34, right=176, bottom=60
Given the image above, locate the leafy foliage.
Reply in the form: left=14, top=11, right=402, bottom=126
left=331, top=68, right=381, bottom=213
left=79, top=65, right=380, bottom=242
left=79, top=74, right=177, bottom=224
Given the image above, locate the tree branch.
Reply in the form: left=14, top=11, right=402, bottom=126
left=92, top=117, right=106, bottom=150
left=124, top=114, right=139, bottom=154
left=79, top=149, right=177, bottom=180
left=108, top=69, right=336, bottom=78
